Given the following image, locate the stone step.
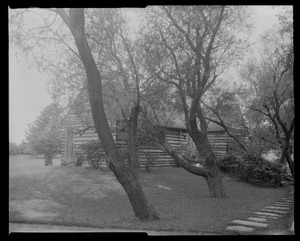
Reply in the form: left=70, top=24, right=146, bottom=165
left=273, top=202, right=291, bottom=206
left=256, top=215, right=278, bottom=219
left=230, top=220, right=268, bottom=228
left=273, top=204, right=292, bottom=208
left=261, top=209, right=288, bottom=214
left=265, top=206, right=290, bottom=210
left=226, top=225, right=254, bottom=232
left=254, top=212, right=281, bottom=217
left=277, top=199, right=292, bottom=202
left=248, top=217, right=267, bottom=222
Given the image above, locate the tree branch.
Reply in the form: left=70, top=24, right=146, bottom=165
left=52, top=8, right=71, bottom=29
left=202, top=101, right=248, bottom=152
left=162, top=6, right=198, bottom=54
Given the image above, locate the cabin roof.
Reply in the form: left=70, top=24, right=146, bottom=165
left=64, top=90, right=245, bottom=133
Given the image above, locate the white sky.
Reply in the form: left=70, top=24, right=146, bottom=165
left=9, top=51, right=52, bottom=144
left=9, top=6, right=291, bottom=144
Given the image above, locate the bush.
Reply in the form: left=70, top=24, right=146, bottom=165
left=239, top=153, right=284, bottom=187
left=219, top=155, right=243, bottom=174
left=75, top=153, right=84, bottom=167
left=220, top=152, right=285, bottom=187
left=144, top=153, right=157, bottom=172
left=80, top=141, right=107, bottom=169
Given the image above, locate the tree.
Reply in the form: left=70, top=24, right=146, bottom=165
left=58, top=8, right=159, bottom=220
left=25, top=103, right=63, bottom=165
left=29, top=131, right=61, bottom=165
left=18, top=140, right=31, bottom=154
left=10, top=8, right=161, bottom=221
left=201, top=85, right=250, bottom=154
left=9, top=142, right=19, bottom=155
left=140, top=6, right=251, bottom=197
left=240, top=8, right=294, bottom=176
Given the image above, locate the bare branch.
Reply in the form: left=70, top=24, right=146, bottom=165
left=157, top=25, right=183, bottom=80
left=162, top=6, right=197, bottom=53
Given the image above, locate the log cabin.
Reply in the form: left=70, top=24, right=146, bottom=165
left=61, top=91, right=247, bottom=168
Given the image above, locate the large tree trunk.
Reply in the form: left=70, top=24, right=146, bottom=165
left=286, top=151, right=294, bottom=178
left=191, top=102, right=226, bottom=197
left=65, top=8, right=159, bottom=221
left=128, top=105, right=140, bottom=177
left=280, top=140, right=294, bottom=178
left=150, top=125, right=226, bottom=198
left=191, top=133, right=227, bottom=198
left=279, top=142, right=289, bottom=165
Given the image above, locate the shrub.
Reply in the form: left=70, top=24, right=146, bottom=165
left=75, top=153, right=84, bottom=167
left=80, top=141, right=107, bottom=169
left=144, top=153, right=157, bottom=172
left=220, top=152, right=286, bottom=187
left=239, top=153, right=284, bottom=187
left=219, top=155, right=243, bottom=174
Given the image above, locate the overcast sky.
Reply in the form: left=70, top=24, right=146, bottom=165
left=9, top=6, right=291, bottom=144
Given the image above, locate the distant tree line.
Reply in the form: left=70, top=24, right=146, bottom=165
left=9, top=140, right=31, bottom=155
left=10, top=103, right=63, bottom=166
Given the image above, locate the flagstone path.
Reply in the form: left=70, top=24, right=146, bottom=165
left=225, top=190, right=294, bottom=234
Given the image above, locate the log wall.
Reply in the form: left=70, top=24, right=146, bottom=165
left=190, top=131, right=235, bottom=160
left=61, top=113, right=236, bottom=168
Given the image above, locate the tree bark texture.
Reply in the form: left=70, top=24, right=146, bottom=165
left=191, top=100, right=227, bottom=197
left=286, top=151, right=294, bottom=177
left=190, top=132, right=227, bottom=197
left=128, top=105, right=140, bottom=177
left=66, top=8, right=159, bottom=221
left=280, top=141, right=294, bottom=177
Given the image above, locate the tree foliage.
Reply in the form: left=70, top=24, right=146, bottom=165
left=219, top=153, right=286, bottom=187
left=136, top=6, right=251, bottom=197
left=240, top=7, right=294, bottom=176
left=25, top=103, right=63, bottom=165
left=80, top=140, right=107, bottom=169
left=9, top=142, right=20, bottom=155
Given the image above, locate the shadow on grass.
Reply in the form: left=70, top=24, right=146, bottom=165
left=9, top=156, right=292, bottom=233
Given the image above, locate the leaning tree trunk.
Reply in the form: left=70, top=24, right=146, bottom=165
left=286, top=152, right=294, bottom=178
left=65, top=9, right=159, bottom=221
left=150, top=124, right=226, bottom=198
left=128, top=105, right=140, bottom=178
left=280, top=141, right=294, bottom=178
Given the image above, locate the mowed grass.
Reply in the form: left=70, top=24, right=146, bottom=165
left=9, top=155, right=290, bottom=233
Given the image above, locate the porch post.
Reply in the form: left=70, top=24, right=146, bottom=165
left=62, top=127, right=74, bottom=166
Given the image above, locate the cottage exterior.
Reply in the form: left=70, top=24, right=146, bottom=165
left=61, top=108, right=189, bottom=168
left=61, top=106, right=244, bottom=168
left=61, top=87, right=246, bottom=167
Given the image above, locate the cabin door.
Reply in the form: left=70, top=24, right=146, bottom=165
left=65, top=127, right=74, bottom=164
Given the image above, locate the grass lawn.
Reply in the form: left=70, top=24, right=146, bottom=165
left=9, top=155, right=291, bottom=233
